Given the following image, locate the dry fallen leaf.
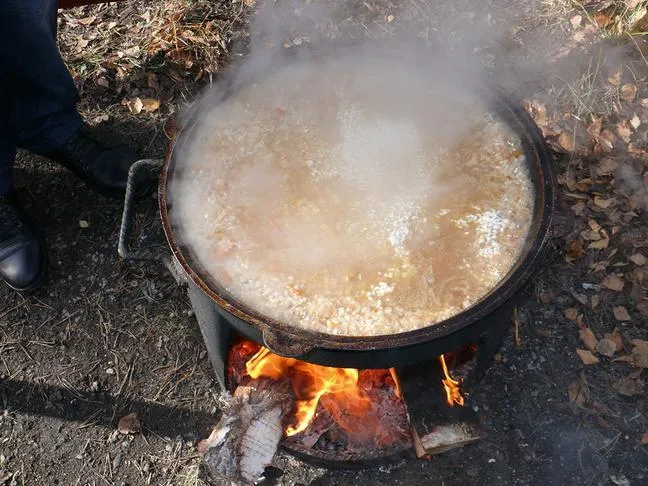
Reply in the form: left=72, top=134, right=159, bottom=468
left=599, top=129, right=617, bottom=152
left=594, top=196, right=615, bottom=208
left=613, top=306, right=631, bottom=321
left=631, top=341, right=648, bottom=368
left=141, top=98, right=161, bottom=113
left=572, top=201, right=586, bottom=215
left=565, top=307, right=579, bottom=321
left=567, top=240, right=584, bottom=260
left=580, top=328, right=599, bottom=352
left=616, top=121, right=633, bottom=143
left=577, top=348, right=600, bottom=365
left=630, top=114, right=641, bottom=129
left=558, top=131, right=577, bottom=152
left=612, top=369, right=643, bottom=397
left=118, top=413, right=141, bottom=435
left=602, top=275, right=624, bottom=291
left=126, top=97, right=144, bottom=115
left=621, top=83, right=638, bottom=102
left=79, top=220, right=89, bottom=229
left=598, top=158, right=618, bottom=175
left=608, top=68, right=622, bottom=86
left=570, top=14, right=582, bottom=29
left=568, top=379, right=589, bottom=406
left=77, top=15, right=97, bottom=25
left=630, top=253, right=647, bottom=266
left=638, top=301, right=648, bottom=317
left=605, top=328, right=624, bottom=352
left=597, top=338, right=617, bottom=357
left=641, top=432, right=648, bottom=445
left=589, top=239, right=610, bottom=250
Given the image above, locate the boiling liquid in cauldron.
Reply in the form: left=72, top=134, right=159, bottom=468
left=172, top=57, right=534, bottom=336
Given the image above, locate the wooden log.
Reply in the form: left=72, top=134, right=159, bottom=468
left=200, top=378, right=294, bottom=485
left=396, top=360, right=484, bottom=458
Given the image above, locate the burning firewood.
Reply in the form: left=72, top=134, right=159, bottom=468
left=200, top=378, right=294, bottom=484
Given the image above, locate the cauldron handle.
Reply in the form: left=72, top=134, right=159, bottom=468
left=118, top=159, right=176, bottom=274
left=262, top=327, right=315, bottom=358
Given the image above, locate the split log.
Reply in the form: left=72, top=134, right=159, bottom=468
left=201, top=378, right=294, bottom=485
left=396, top=360, right=484, bottom=458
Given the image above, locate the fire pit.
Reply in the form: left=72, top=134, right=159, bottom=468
left=118, top=44, right=555, bottom=481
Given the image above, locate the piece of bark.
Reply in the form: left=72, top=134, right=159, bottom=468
left=396, top=361, right=484, bottom=458
left=202, top=378, right=294, bottom=485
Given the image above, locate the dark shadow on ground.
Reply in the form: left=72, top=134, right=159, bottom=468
left=1, top=378, right=215, bottom=439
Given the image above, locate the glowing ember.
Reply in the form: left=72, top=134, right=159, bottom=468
left=439, top=354, right=465, bottom=406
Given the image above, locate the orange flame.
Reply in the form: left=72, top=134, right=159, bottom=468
left=246, top=348, right=370, bottom=436
left=245, top=347, right=401, bottom=438
left=439, top=354, right=464, bottom=406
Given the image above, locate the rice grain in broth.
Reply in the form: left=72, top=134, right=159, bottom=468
left=172, top=57, right=534, bottom=336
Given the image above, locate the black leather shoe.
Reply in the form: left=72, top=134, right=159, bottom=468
left=44, top=126, right=139, bottom=194
left=0, top=193, right=46, bottom=292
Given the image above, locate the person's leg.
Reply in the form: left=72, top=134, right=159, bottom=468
left=0, top=0, right=139, bottom=195
left=0, top=76, right=46, bottom=292
left=0, top=91, right=16, bottom=197
left=0, top=0, right=83, bottom=154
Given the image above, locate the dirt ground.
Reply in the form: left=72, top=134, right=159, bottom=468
left=2, top=1, right=648, bottom=485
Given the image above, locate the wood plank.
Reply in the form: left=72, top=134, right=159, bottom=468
left=396, top=359, right=484, bottom=458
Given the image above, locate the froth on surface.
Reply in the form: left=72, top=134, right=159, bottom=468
left=171, top=56, right=534, bottom=336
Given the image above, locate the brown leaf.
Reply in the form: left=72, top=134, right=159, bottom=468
left=567, top=240, right=584, bottom=260
left=117, top=413, right=141, bottom=435
left=602, top=275, right=624, bottom=291
left=580, top=328, right=599, bottom=352
left=621, top=83, right=638, bottom=102
left=572, top=201, right=587, bottom=215
left=565, top=307, right=579, bottom=321
left=605, top=329, right=624, bottom=352
left=587, top=116, right=603, bottom=138
left=613, top=306, right=631, bottom=321
left=594, top=10, right=615, bottom=28
left=594, top=196, right=615, bottom=208
left=599, top=129, right=617, bottom=152
left=630, top=253, right=647, bottom=266
left=577, top=348, right=600, bottom=365
left=589, top=239, right=610, bottom=250
left=631, top=341, right=648, bottom=368
left=558, top=131, right=577, bottom=152
left=77, top=15, right=97, bottom=25
left=568, top=379, right=589, bottom=406
left=616, top=121, right=633, bottom=143
left=126, top=97, right=143, bottom=115
left=591, top=294, right=600, bottom=309
left=597, top=338, right=617, bottom=357
left=608, top=69, right=622, bottom=86
left=598, top=158, right=618, bottom=175
left=141, top=98, right=161, bottom=113
left=612, top=370, right=644, bottom=396
left=641, top=432, right=648, bottom=445
left=637, top=300, right=648, bottom=316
